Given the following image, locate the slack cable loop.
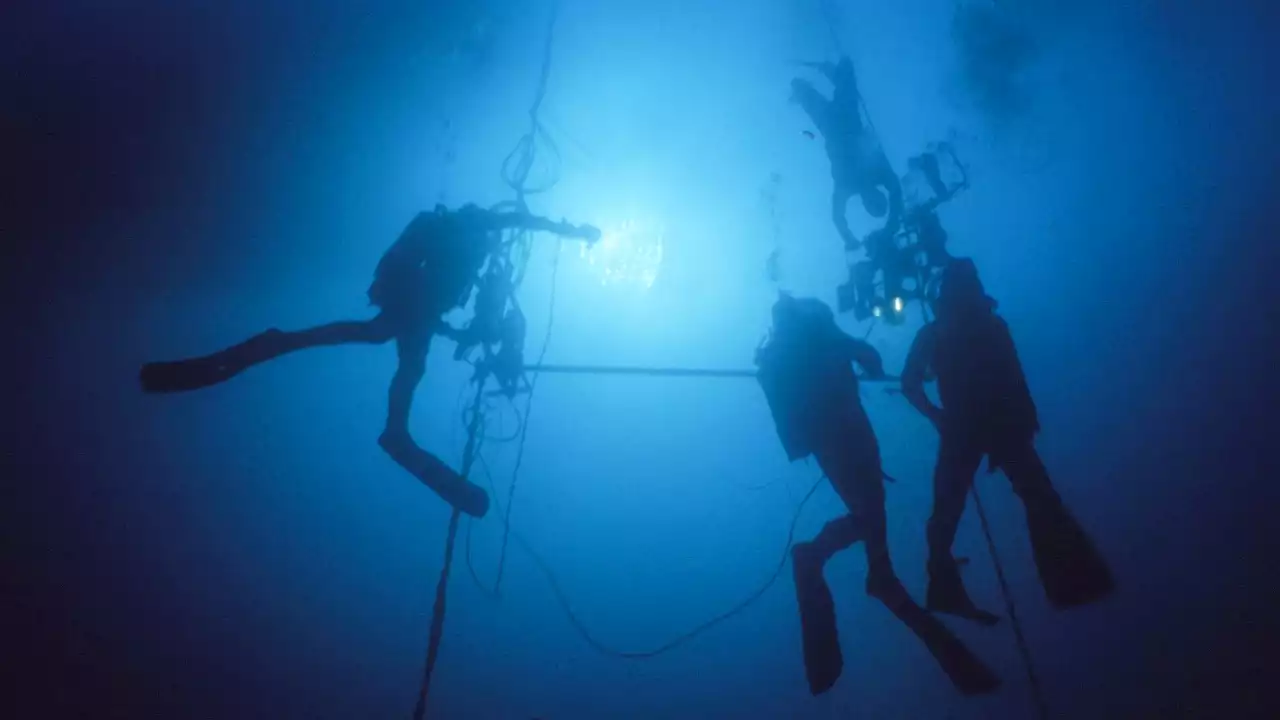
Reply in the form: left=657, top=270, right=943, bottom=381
left=481, top=470, right=828, bottom=659
left=502, top=4, right=562, bottom=205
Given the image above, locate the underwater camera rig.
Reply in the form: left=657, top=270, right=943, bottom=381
left=453, top=250, right=532, bottom=399
left=858, top=142, right=969, bottom=325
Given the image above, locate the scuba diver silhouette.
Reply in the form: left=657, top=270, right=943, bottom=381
left=790, top=56, right=905, bottom=317
left=791, top=56, right=904, bottom=254
left=139, top=203, right=600, bottom=518
left=901, top=258, right=1115, bottom=620
left=756, top=294, right=999, bottom=697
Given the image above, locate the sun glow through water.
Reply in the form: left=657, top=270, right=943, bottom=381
left=578, top=218, right=665, bottom=290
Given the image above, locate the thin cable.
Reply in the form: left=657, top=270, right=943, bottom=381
left=971, top=484, right=1050, bottom=720
left=493, top=239, right=563, bottom=594
left=819, top=0, right=844, bottom=56
left=464, top=429, right=506, bottom=597
left=501, top=4, right=562, bottom=206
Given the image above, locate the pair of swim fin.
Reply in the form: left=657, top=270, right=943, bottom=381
left=791, top=543, right=1002, bottom=698
left=792, top=512, right=1114, bottom=698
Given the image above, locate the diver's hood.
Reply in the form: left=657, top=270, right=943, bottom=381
left=936, top=258, right=996, bottom=316
left=772, top=293, right=838, bottom=341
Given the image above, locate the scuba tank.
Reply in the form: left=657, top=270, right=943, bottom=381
left=756, top=334, right=812, bottom=462
left=755, top=295, right=841, bottom=462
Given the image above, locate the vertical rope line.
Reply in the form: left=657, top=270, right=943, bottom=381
left=971, top=485, right=1050, bottom=720
left=412, top=381, right=487, bottom=720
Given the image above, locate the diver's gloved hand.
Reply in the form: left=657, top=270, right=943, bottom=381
left=576, top=224, right=602, bottom=245
left=435, top=322, right=466, bottom=344
left=862, top=361, right=887, bottom=381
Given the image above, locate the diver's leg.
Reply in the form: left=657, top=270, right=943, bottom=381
left=853, top=473, right=894, bottom=594
left=793, top=446, right=865, bottom=576
left=807, top=441, right=896, bottom=592
left=382, top=326, right=429, bottom=438
left=920, top=150, right=949, bottom=199
left=139, top=314, right=396, bottom=393
left=1003, top=444, right=1115, bottom=609
left=926, top=435, right=997, bottom=622
left=802, top=516, right=862, bottom=564
left=830, top=185, right=858, bottom=250
left=377, top=328, right=489, bottom=518
left=838, top=450, right=898, bottom=598
left=927, top=436, right=982, bottom=570
left=283, top=314, right=396, bottom=349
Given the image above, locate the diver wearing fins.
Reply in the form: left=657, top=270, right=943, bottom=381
left=756, top=294, right=999, bottom=698
left=790, top=56, right=904, bottom=256
left=139, top=203, right=600, bottom=518
left=901, top=258, right=1115, bottom=620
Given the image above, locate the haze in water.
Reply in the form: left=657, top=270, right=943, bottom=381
left=6, top=0, right=1276, bottom=718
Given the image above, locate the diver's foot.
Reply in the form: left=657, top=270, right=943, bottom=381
left=926, top=573, right=1000, bottom=626
left=378, top=427, right=412, bottom=453
left=865, top=568, right=907, bottom=605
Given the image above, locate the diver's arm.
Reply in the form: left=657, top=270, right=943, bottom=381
left=837, top=333, right=886, bottom=379
left=902, top=325, right=944, bottom=428
left=801, top=60, right=837, bottom=79
left=489, top=211, right=601, bottom=243
left=805, top=57, right=855, bottom=86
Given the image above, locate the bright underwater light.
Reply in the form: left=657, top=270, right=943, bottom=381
left=578, top=218, right=664, bottom=290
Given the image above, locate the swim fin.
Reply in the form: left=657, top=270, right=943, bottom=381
left=379, top=432, right=490, bottom=518
left=140, top=358, right=229, bottom=393
left=139, top=330, right=289, bottom=394
left=791, top=542, right=842, bottom=695
left=872, top=586, right=1002, bottom=696
left=1026, top=500, right=1115, bottom=609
